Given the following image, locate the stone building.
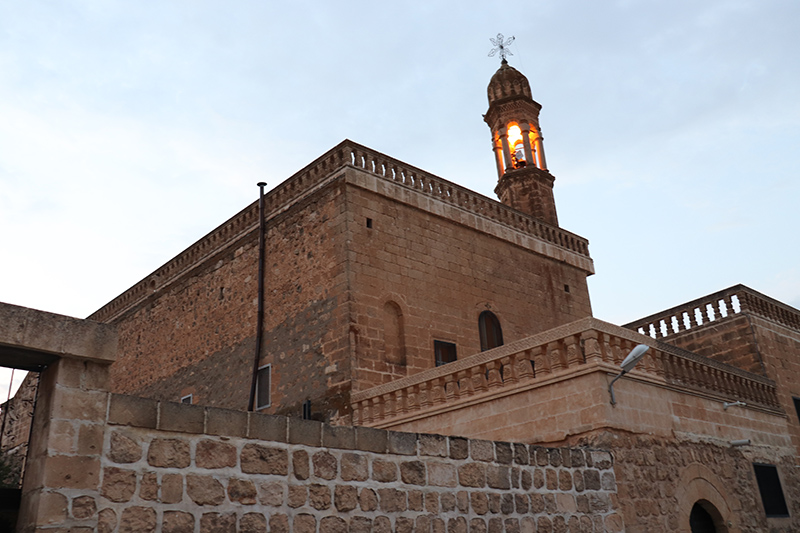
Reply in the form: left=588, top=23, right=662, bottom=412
left=3, top=58, right=800, bottom=532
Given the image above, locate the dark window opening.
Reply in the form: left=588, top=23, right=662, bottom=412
left=753, top=463, right=789, bottom=517
left=564, top=284, right=570, bottom=293
left=180, top=394, right=192, bottom=404
left=366, top=218, right=373, bottom=228
left=256, top=365, right=271, bottom=410
left=479, top=311, right=504, bottom=352
left=302, top=399, right=312, bottom=420
left=434, top=341, right=457, bottom=367
left=689, top=502, right=717, bottom=533
left=793, top=396, right=800, bottom=424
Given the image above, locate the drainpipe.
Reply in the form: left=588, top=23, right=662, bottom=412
left=248, top=182, right=267, bottom=411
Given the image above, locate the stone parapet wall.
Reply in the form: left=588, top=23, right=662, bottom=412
left=44, top=394, right=624, bottom=532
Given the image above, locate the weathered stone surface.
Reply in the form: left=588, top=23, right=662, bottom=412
left=397, top=517, right=414, bottom=533
left=521, top=470, right=532, bottom=490
left=449, top=517, right=468, bottom=533
left=486, top=465, right=510, bottom=489
left=419, top=433, right=447, bottom=457
left=449, top=437, right=469, bottom=460
left=335, top=484, right=358, bottom=511
left=162, top=510, right=194, bottom=533
left=341, top=453, right=368, bottom=481
left=457, top=490, right=470, bottom=513
left=378, top=487, right=407, bottom=512
left=312, top=451, right=337, bottom=480
left=309, top=483, right=332, bottom=510
left=515, top=493, right=529, bottom=514
left=432, top=517, right=446, bottom=533
left=471, top=491, right=489, bottom=515
left=536, top=516, right=552, bottom=533
left=259, top=481, right=284, bottom=506
left=441, top=491, right=456, bottom=512
left=426, top=491, right=440, bottom=513
left=494, top=442, right=512, bottom=464
left=387, top=431, right=417, bottom=455
left=520, top=517, right=535, bottom=533
left=471, top=518, right=487, bottom=533
left=186, top=474, right=225, bottom=506
left=372, top=459, right=398, bottom=482
left=428, top=461, right=457, bottom=487
left=71, top=495, right=96, bottom=519
left=240, top=444, right=288, bottom=475
left=147, top=438, right=190, bottom=468
left=321, top=516, right=348, bottom=533
left=501, top=493, right=514, bottom=514
left=288, top=485, right=308, bottom=508
left=470, top=440, right=494, bottom=462
left=270, top=513, right=290, bottom=533
left=374, top=516, right=392, bottom=533
left=458, top=462, right=486, bottom=487
left=196, top=439, right=237, bottom=469
left=200, top=512, right=236, bottom=533
left=583, top=469, right=600, bottom=490
left=140, top=472, right=158, bottom=501
left=109, top=431, right=142, bottom=464
left=119, top=506, right=156, bottom=533
left=400, top=460, right=426, bottom=485
left=513, top=443, right=529, bottom=465
left=228, top=478, right=257, bottom=504
left=488, top=517, right=502, bottom=533
left=97, top=508, right=116, bottom=533
left=359, top=488, right=378, bottom=511
left=293, top=449, right=310, bottom=480
left=294, top=513, right=317, bottom=533
left=504, top=518, right=520, bottom=533
left=162, top=473, right=183, bottom=504
left=240, top=513, right=268, bottom=533
left=350, top=517, right=373, bottom=533
left=101, top=467, right=136, bottom=503
left=408, top=489, right=424, bottom=511
left=355, top=426, right=387, bottom=453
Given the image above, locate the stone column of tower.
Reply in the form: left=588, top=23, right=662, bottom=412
left=484, top=59, right=558, bottom=226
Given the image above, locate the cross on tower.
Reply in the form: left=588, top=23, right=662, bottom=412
left=488, top=33, right=515, bottom=63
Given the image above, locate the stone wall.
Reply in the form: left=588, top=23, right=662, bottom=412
left=42, top=394, right=623, bottom=532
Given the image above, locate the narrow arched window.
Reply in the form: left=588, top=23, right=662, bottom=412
left=479, top=311, right=504, bottom=351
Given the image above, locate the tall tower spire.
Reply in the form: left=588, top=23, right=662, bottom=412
left=484, top=55, right=558, bottom=226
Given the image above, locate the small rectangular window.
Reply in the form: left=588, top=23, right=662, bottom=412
left=256, top=365, right=271, bottom=409
left=793, top=396, right=800, bottom=424
left=180, top=394, right=193, bottom=404
left=753, top=463, right=789, bottom=517
left=366, top=217, right=373, bottom=228
left=434, top=341, right=457, bottom=367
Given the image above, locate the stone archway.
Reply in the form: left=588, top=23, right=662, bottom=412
left=674, top=464, right=735, bottom=533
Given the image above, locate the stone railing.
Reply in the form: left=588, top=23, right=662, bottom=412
left=351, top=318, right=780, bottom=425
left=91, top=140, right=589, bottom=322
left=624, top=284, right=800, bottom=339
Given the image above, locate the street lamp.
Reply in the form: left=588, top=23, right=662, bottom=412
left=608, top=344, right=649, bottom=406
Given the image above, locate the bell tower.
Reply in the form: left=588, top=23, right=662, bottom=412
left=484, top=58, right=558, bottom=226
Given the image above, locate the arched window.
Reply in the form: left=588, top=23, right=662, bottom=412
left=690, top=502, right=718, bottom=533
left=382, top=301, right=406, bottom=365
left=479, top=311, right=504, bottom=351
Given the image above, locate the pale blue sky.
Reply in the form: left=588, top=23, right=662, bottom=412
left=2, top=1, right=799, bottom=395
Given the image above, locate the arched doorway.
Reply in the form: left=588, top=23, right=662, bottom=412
left=690, top=502, right=717, bottom=533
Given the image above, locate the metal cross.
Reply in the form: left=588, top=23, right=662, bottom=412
left=488, top=33, right=515, bottom=62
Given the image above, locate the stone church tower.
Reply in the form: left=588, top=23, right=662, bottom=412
left=485, top=59, right=558, bottom=226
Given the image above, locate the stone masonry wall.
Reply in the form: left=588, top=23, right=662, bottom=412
left=50, top=394, right=624, bottom=532
left=345, top=170, right=593, bottom=392
left=103, top=179, right=353, bottom=420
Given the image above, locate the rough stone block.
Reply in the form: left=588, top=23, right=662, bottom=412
left=97, top=508, right=117, bottom=533
left=322, top=424, right=355, bottom=449
left=294, top=513, right=317, bottom=533
left=458, top=462, right=485, bottom=488
left=320, top=516, right=347, bottom=533
left=419, top=433, right=447, bottom=457
left=140, top=472, right=158, bottom=501
left=494, top=442, right=512, bottom=464
left=44, top=455, right=100, bottom=490
left=583, top=469, right=601, bottom=490
left=341, top=453, right=368, bottom=481
left=270, top=514, right=289, bottom=533
left=378, top=487, right=407, bottom=512
left=186, top=474, right=226, bottom=506
left=148, top=438, right=191, bottom=468
left=259, top=481, right=284, bottom=506
left=77, top=423, right=104, bottom=455
left=292, top=449, right=310, bottom=480
left=206, top=407, right=248, bottom=438
left=449, top=517, right=468, bottom=533
left=162, top=510, right=194, bottom=533
left=119, top=506, right=156, bottom=533
left=397, top=517, right=415, bottom=533
left=486, top=464, right=510, bottom=490
left=196, top=439, right=237, bottom=469
left=109, top=431, right=142, bottom=464
left=372, top=459, right=398, bottom=482
left=400, top=460, right=426, bottom=485
left=355, top=426, right=387, bottom=453
left=427, top=461, right=457, bottom=487
left=309, top=483, right=332, bottom=510
left=470, top=517, right=487, bottom=533
left=449, top=436, right=469, bottom=460
left=513, top=443, right=529, bottom=465
left=359, top=488, right=378, bottom=511
left=470, top=439, right=494, bottom=462
left=240, top=513, right=268, bottom=533
left=108, top=394, right=157, bottom=429
left=334, top=484, right=358, bottom=511
left=350, top=517, right=372, bottom=533
left=71, top=495, right=96, bottom=519
left=159, top=401, right=204, bottom=434
left=240, top=444, right=288, bottom=475
left=228, top=478, right=257, bottom=504
left=426, top=491, right=440, bottom=513
left=162, top=473, right=183, bottom=504
left=312, top=450, right=337, bottom=480
left=52, top=387, right=107, bottom=421
left=249, top=413, right=287, bottom=442
left=387, top=431, right=417, bottom=455
left=288, top=485, right=308, bottom=508
left=441, top=491, right=456, bottom=512
left=200, top=512, right=236, bottom=533
left=471, top=492, right=489, bottom=515
left=288, top=418, right=322, bottom=446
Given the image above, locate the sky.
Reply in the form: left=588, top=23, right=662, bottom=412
left=1, top=1, right=799, bottom=397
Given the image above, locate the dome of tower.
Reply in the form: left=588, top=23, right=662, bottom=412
left=487, top=60, right=532, bottom=105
